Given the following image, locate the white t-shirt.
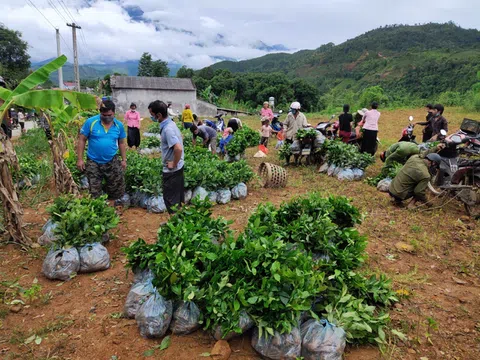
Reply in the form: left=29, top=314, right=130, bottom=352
left=18, top=112, right=25, bottom=121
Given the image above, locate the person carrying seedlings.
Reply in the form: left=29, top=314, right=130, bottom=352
left=380, top=141, right=420, bottom=174
left=219, top=127, right=233, bottom=155
left=149, top=100, right=185, bottom=213
left=388, top=153, right=441, bottom=209
left=260, top=117, right=272, bottom=147
left=360, top=102, right=381, bottom=155
left=190, top=123, right=217, bottom=154
left=414, top=104, right=434, bottom=142
left=77, top=100, right=127, bottom=200
left=283, top=101, right=308, bottom=166
left=181, top=104, right=194, bottom=129
left=124, top=102, right=141, bottom=148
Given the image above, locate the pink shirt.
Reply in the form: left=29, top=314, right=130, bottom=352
left=261, top=125, right=272, bottom=137
left=125, top=110, right=141, bottom=128
left=261, top=108, right=274, bottom=120
left=362, top=109, right=381, bottom=131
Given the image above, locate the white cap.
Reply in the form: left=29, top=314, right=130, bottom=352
left=290, top=102, right=301, bottom=110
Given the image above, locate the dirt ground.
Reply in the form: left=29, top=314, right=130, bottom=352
left=0, top=108, right=479, bottom=360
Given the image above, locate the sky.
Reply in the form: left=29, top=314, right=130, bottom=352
left=0, top=0, right=478, bottom=69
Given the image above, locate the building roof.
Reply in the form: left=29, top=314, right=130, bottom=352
left=64, top=82, right=76, bottom=87
left=111, top=76, right=196, bottom=91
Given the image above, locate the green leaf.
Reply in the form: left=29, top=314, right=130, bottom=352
left=273, top=274, right=281, bottom=282
left=0, top=87, right=12, bottom=101
left=143, top=349, right=155, bottom=357
left=234, top=300, right=240, bottom=311
left=199, top=353, right=211, bottom=357
left=247, top=296, right=258, bottom=304
left=187, top=291, right=195, bottom=300
left=24, top=334, right=36, bottom=344
left=391, top=329, right=408, bottom=342
left=12, top=90, right=97, bottom=110
left=34, top=336, right=42, bottom=345
left=159, top=336, right=171, bottom=350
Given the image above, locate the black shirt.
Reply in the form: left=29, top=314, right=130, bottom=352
left=339, top=113, right=353, bottom=132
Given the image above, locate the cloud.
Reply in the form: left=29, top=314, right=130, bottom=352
left=0, top=0, right=478, bottom=69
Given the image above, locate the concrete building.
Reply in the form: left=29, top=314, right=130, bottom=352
left=110, top=75, right=217, bottom=117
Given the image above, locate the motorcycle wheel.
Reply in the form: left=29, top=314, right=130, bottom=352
left=459, top=178, right=480, bottom=219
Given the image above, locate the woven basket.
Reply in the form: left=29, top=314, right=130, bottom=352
left=258, top=162, right=288, bottom=188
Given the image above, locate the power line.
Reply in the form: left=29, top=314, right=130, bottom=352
left=47, top=0, right=68, bottom=23
left=25, top=0, right=57, bottom=30
left=57, top=0, right=76, bottom=23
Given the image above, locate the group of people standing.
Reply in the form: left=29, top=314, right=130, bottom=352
left=77, top=100, right=185, bottom=214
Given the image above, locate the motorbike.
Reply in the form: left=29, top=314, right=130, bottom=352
left=215, top=113, right=226, bottom=133
left=270, top=110, right=283, bottom=134
left=399, top=116, right=417, bottom=143
left=428, top=131, right=480, bottom=218
left=315, top=115, right=337, bottom=140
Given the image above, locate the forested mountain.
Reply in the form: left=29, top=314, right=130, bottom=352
left=207, top=23, right=480, bottom=101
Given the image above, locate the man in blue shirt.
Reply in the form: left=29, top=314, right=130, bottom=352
left=77, top=100, right=127, bottom=199
left=190, top=123, right=217, bottom=154
left=148, top=100, right=184, bottom=213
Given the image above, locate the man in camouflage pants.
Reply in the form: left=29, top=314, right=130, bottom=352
left=77, top=100, right=127, bottom=199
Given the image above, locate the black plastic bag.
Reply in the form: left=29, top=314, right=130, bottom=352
left=170, top=301, right=201, bottom=335
left=301, top=319, right=346, bottom=360
left=42, top=248, right=80, bottom=281
left=136, top=291, right=173, bottom=338
left=251, top=326, right=301, bottom=360
left=78, top=243, right=110, bottom=273
left=124, top=278, right=155, bottom=319
left=214, top=311, right=254, bottom=340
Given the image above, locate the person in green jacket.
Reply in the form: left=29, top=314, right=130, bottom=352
left=388, top=153, right=441, bottom=208
left=380, top=142, right=420, bottom=173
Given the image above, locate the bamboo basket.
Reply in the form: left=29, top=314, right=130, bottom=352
left=258, top=162, right=288, bottom=188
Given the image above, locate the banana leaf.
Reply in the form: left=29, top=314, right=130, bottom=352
left=12, top=90, right=97, bottom=110
left=0, top=87, right=11, bottom=101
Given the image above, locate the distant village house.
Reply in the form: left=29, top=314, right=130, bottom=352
left=110, top=76, right=217, bottom=117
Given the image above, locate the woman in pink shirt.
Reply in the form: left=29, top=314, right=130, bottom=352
left=360, top=102, right=380, bottom=155
left=260, top=102, right=274, bottom=120
left=125, top=102, right=141, bottom=148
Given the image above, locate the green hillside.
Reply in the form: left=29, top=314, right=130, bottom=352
left=208, top=23, right=480, bottom=101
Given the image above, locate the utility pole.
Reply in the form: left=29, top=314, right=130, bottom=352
left=55, top=29, right=64, bottom=90
left=66, top=23, right=81, bottom=92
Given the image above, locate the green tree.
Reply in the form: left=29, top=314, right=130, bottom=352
left=0, top=24, right=31, bottom=87
left=137, top=52, right=153, bottom=76
left=359, top=86, right=388, bottom=108
left=177, top=66, right=194, bottom=78
left=151, top=59, right=169, bottom=77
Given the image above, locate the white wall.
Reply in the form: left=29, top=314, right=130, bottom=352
left=112, top=89, right=197, bottom=117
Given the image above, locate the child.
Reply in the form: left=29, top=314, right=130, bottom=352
left=260, top=118, right=272, bottom=147
left=275, top=128, right=285, bottom=149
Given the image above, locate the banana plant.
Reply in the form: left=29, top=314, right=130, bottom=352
left=0, top=55, right=98, bottom=195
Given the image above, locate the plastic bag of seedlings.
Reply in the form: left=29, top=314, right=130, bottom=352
left=318, top=163, right=329, bottom=174
left=132, top=268, right=154, bottom=285
left=314, top=132, right=326, bottom=148
left=170, top=301, right=201, bottom=335
left=79, top=175, right=89, bottom=190
left=146, top=196, right=167, bottom=213
left=114, top=193, right=131, bottom=207
left=251, top=326, right=301, bottom=360
left=301, top=319, right=346, bottom=360
left=208, top=191, right=218, bottom=204
left=78, top=243, right=110, bottom=273
left=38, top=219, right=58, bottom=246
left=327, top=164, right=337, bottom=177
left=352, top=168, right=364, bottom=181
left=217, top=189, right=231, bottom=205
left=337, top=169, right=354, bottom=181
left=377, top=178, right=392, bottom=193
left=214, top=311, right=254, bottom=341
left=42, top=248, right=80, bottom=281
left=193, top=186, right=208, bottom=201
left=290, top=140, right=301, bottom=153
left=131, top=191, right=150, bottom=208
left=136, top=291, right=173, bottom=339
left=231, top=183, right=247, bottom=200
left=124, top=278, right=156, bottom=318
left=184, top=189, right=193, bottom=204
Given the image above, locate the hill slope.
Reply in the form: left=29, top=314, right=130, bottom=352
left=208, top=23, right=480, bottom=99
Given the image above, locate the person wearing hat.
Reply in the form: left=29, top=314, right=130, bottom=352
left=388, top=153, right=442, bottom=208
left=260, top=101, right=274, bottom=121
left=353, top=108, right=368, bottom=128
left=182, top=104, right=194, bottom=129
left=283, top=101, right=308, bottom=166
left=125, top=103, right=141, bottom=148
